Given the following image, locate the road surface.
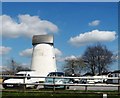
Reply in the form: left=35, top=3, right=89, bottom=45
left=69, top=86, right=118, bottom=91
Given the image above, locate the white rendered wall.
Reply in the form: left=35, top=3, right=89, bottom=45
left=31, top=43, right=57, bottom=81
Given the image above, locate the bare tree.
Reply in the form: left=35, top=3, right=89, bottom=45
left=3, top=59, right=30, bottom=75
left=82, top=43, right=114, bottom=75
left=64, top=57, right=85, bottom=76
left=16, top=66, right=31, bottom=72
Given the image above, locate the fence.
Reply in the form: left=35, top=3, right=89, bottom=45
left=1, top=75, right=120, bottom=98
left=1, top=75, right=120, bottom=92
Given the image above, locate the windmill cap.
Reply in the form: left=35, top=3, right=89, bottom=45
left=32, top=35, right=53, bottom=45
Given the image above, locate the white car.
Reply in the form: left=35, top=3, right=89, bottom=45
left=87, top=75, right=108, bottom=84
left=3, top=71, right=39, bottom=89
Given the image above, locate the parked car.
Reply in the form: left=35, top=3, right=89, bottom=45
left=86, top=75, right=108, bottom=84
left=44, top=72, right=69, bottom=89
left=2, top=71, right=39, bottom=89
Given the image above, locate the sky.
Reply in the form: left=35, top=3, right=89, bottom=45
left=1, top=0, right=120, bottom=2
left=0, top=2, right=119, bottom=72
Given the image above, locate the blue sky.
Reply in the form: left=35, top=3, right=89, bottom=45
left=1, top=2, right=118, bottom=72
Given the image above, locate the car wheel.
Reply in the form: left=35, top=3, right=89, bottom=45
left=2, top=83, right=8, bottom=89
left=34, top=84, right=38, bottom=89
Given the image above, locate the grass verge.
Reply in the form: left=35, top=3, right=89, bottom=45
left=2, top=89, right=120, bottom=98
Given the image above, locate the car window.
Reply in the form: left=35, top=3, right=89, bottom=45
left=47, top=72, right=64, bottom=77
left=14, top=74, right=26, bottom=79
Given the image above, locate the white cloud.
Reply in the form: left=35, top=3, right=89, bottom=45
left=19, top=48, right=33, bottom=58
left=0, top=65, right=10, bottom=72
left=57, top=55, right=79, bottom=62
left=54, top=48, right=63, bottom=62
left=69, top=30, right=116, bottom=47
left=54, top=48, right=62, bottom=56
left=88, top=20, right=100, bottom=26
left=64, top=55, right=78, bottom=61
left=19, top=47, right=62, bottom=59
left=1, top=14, right=58, bottom=38
left=0, top=46, right=12, bottom=55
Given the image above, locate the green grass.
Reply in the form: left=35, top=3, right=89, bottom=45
left=2, top=92, right=102, bottom=98
left=1, top=89, right=120, bottom=98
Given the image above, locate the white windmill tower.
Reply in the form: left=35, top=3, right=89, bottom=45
left=31, top=35, right=57, bottom=81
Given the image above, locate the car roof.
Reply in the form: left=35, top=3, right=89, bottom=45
left=49, top=72, right=64, bottom=74
left=16, top=71, right=35, bottom=74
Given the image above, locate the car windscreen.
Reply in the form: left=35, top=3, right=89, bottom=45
left=47, top=72, right=64, bottom=77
